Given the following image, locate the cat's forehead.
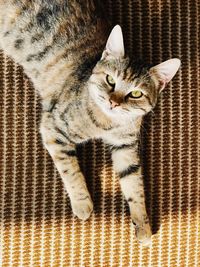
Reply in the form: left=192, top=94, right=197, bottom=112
left=97, top=57, right=151, bottom=83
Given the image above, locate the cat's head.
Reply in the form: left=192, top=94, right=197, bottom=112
left=88, top=25, right=180, bottom=120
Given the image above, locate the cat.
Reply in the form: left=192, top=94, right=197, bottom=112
left=0, top=0, right=180, bottom=246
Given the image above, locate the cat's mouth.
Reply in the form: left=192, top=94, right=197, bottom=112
left=97, top=97, right=131, bottom=117
left=97, top=95, right=146, bottom=116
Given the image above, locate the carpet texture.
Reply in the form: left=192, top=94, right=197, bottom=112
left=0, top=0, right=200, bottom=266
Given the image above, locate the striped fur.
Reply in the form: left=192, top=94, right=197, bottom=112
left=0, top=0, right=180, bottom=246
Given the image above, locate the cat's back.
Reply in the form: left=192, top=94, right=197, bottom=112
left=0, top=0, right=107, bottom=68
left=0, top=0, right=96, bottom=38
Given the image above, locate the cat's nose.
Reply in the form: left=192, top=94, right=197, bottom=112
left=109, top=99, right=120, bottom=109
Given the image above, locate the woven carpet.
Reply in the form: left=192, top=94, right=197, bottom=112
left=0, top=0, right=200, bottom=266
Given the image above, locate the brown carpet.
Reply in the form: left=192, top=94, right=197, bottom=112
left=0, top=0, right=200, bottom=266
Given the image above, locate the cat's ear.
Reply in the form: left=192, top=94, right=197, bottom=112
left=150, top=58, right=181, bottom=91
left=101, top=25, right=125, bottom=59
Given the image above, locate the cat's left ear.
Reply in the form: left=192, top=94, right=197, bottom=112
left=150, top=58, right=181, bottom=92
left=101, top=25, right=125, bottom=59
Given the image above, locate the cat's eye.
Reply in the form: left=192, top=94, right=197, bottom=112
left=129, top=90, right=143, bottom=98
left=106, top=75, right=115, bottom=87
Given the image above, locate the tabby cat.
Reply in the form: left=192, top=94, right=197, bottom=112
left=0, top=0, right=180, bottom=246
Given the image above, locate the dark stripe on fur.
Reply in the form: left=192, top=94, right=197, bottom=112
left=110, top=142, right=138, bottom=152
left=140, top=107, right=147, bottom=113
left=26, top=45, right=52, bottom=62
left=4, top=31, right=10, bottom=37
left=55, top=127, right=76, bottom=144
left=119, top=164, right=140, bottom=178
left=134, top=105, right=147, bottom=113
left=43, top=99, right=57, bottom=112
left=55, top=139, right=66, bottom=145
left=61, top=150, right=77, bottom=157
left=78, top=196, right=89, bottom=201
left=87, top=107, right=112, bottom=130
left=74, top=53, right=101, bottom=81
left=31, top=33, right=43, bottom=43
left=14, top=38, right=24, bottom=49
left=132, top=220, right=137, bottom=226
left=69, top=131, right=85, bottom=142
left=144, top=95, right=153, bottom=106
left=123, top=59, right=132, bottom=80
left=36, top=5, right=60, bottom=31
left=57, top=157, right=66, bottom=160
left=35, top=2, right=69, bottom=29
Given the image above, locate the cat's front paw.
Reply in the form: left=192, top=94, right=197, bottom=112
left=134, top=222, right=152, bottom=246
left=71, top=196, right=93, bottom=221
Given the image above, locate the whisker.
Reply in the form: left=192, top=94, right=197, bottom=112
left=97, top=97, right=105, bottom=103
left=98, top=95, right=106, bottom=100
left=134, top=106, right=147, bottom=113
left=122, top=110, right=130, bottom=114
left=122, top=107, right=130, bottom=112
left=140, top=123, right=148, bottom=135
left=150, top=109, right=155, bottom=116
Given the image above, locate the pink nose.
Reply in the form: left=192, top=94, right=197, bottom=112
left=109, top=99, right=120, bottom=109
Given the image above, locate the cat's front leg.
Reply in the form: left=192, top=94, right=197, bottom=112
left=40, top=114, right=93, bottom=220
left=111, top=144, right=152, bottom=246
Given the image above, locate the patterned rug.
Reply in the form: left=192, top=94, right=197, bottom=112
left=0, top=0, right=199, bottom=266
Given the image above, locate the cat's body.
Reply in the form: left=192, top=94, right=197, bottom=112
left=0, top=0, right=180, bottom=246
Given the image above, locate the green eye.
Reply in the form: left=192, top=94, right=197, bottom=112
left=130, top=90, right=143, bottom=98
left=106, top=75, right=115, bottom=87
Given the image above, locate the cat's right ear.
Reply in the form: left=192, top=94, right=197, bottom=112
left=150, top=58, right=181, bottom=92
left=101, top=25, right=125, bottom=59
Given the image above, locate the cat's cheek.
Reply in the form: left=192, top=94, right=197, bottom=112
left=97, top=101, right=111, bottom=115
left=89, top=88, right=109, bottom=110
left=88, top=87, right=99, bottom=101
